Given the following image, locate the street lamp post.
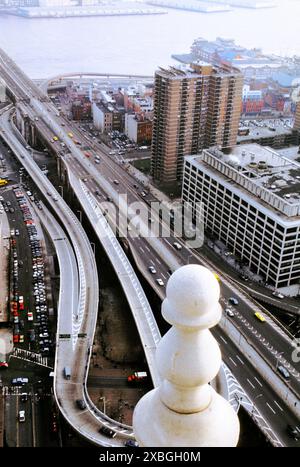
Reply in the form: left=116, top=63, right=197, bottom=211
left=90, top=242, right=96, bottom=256
left=99, top=396, right=106, bottom=415
left=252, top=393, right=263, bottom=414
left=77, top=210, right=82, bottom=223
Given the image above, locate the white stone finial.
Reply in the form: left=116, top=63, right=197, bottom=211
left=133, top=265, right=240, bottom=447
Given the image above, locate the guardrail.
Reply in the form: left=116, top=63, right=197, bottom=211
left=66, top=168, right=161, bottom=387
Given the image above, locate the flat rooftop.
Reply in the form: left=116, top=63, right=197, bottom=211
left=217, top=145, right=300, bottom=202
left=188, top=143, right=300, bottom=220
left=238, top=119, right=293, bottom=141
left=157, top=61, right=241, bottom=80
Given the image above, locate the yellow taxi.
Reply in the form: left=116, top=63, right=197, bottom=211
left=53, top=136, right=59, bottom=141
left=67, top=132, right=73, bottom=138
left=213, top=272, right=220, bottom=282
left=254, top=312, right=266, bottom=323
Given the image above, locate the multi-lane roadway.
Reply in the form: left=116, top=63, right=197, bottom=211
left=0, top=48, right=299, bottom=446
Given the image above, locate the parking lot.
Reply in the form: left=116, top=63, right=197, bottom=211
left=9, top=183, right=53, bottom=357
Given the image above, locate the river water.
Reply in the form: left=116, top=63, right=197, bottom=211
left=0, top=0, right=299, bottom=78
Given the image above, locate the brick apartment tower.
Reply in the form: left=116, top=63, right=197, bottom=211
left=151, top=62, right=243, bottom=186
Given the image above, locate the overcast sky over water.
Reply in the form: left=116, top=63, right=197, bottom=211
left=0, top=0, right=299, bottom=78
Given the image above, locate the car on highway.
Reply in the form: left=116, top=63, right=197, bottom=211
left=286, top=424, right=299, bottom=440
left=0, top=361, right=8, bottom=369
left=52, top=420, right=58, bottom=433
left=213, top=273, right=221, bottom=282
left=52, top=136, right=59, bottom=141
left=173, top=241, right=182, bottom=250
left=272, top=291, right=285, bottom=299
left=278, top=365, right=290, bottom=380
left=124, top=439, right=139, bottom=447
left=254, top=312, right=266, bottom=322
left=156, top=278, right=164, bottom=287
left=21, top=393, right=28, bottom=403
left=99, top=426, right=116, bottom=438
left=27, top=311, right=34, bottom=321
left=239, top=274, right=249, bottom=282
left=225, top=308, right=235, bottom=317
left=12, top=378, right=29, bottom=386
left=18, top=410, right=25, bottom=422
left=67, top=132, right=73, bottom=138
left=224, top=251, right=234, bottom=257
left=228, top=297, right=239, bottom=306
left=75, top=399, right=86, bottom=410
left=148, top=266, right=157, bottom=274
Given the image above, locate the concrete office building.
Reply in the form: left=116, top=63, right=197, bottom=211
left=151, top=61, right=243, bottom=186
left=182, top=144, right=300, bottom=296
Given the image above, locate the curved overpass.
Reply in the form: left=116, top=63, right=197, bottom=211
left=0, top=108, right=136, bottom=446
left=39, top=72, right=153, bottom=92
left=67, top=168, right=161, bottom=386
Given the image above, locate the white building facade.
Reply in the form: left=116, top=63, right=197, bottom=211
left=182, top=144, right=300, bottom=296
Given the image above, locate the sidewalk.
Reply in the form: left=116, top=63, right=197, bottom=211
left=127, top=164, right=173, bottom=205
left=0, top=207, right=10, bottom=323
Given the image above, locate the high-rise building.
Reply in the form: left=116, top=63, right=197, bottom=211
left=151, top=61, right=243, bottom=186
left=182, top=144, right=300, bottom=296
left=294, top=100, right=300, bottom=131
